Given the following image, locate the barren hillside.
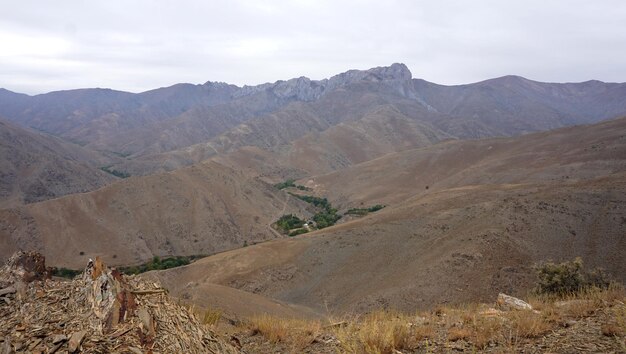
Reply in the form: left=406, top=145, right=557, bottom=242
left=0, top=161, right=312, bottom=268
left=307, top=116, right=626, bottom=207
left=0, top=118, right=116, bottom=207
left=151, top=117, right=626, bottom=314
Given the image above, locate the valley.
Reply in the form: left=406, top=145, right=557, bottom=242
left=1, top=63, right=625, bottom=352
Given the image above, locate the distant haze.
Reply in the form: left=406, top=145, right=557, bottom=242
left=1, top=0, right=625, bottom=94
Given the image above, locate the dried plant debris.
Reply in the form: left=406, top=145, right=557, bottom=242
left=0, top=251, right=238, bottom=353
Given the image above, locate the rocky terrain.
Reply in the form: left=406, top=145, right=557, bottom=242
left=0, top=251, right=238, bottom=353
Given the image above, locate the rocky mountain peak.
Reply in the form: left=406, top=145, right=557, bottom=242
left=233, top=63, right=413, bottom=101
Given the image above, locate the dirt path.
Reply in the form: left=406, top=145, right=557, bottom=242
left=268, top=192, right=291, bottom=238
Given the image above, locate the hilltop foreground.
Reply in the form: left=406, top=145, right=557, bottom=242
left=228, top=289, right=626, bottom=353
left=1, top=252, right=624, bottom=353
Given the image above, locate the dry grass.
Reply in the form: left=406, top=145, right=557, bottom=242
left=235, top=286, right=625, bottom=352
left=246, top=314, right=322, bottom=349
left=202, top=307, right=222, bottom=326
left=333, top=310, right=413, bottom=354
left=471, top=317, right=503, bottom=349
left=601, top=323, right=624, bottom=337
left=560, top=299, right=597, bottom=318
left=414, top=324, right=435, bottom=341
left=507, top=310, right=552, bottom=338
left=602, top=303, right=626, bottom=337
left=248, top=314, right=289, bottom=343
left=447, top=327, right=471, bottom=341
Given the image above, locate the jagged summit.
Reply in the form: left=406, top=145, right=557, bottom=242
left=233, top=62, right=413, bottom=101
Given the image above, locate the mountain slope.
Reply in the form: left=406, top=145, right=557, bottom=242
left=0, top=118, right=116, bottom=207
left=0, top=160, right=312, bottom=268
left=306, top=116, right=626, bottom=207
left=4, top=64, right=626, bottom=180
left=150, top=117, right=626, bottom=314
left=109, top=67, right=626, bottom=178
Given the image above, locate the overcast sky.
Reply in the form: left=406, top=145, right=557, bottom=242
left=1, top=0, right=625, bottom=94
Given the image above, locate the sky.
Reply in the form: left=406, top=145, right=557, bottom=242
left=1, top=0, right=626, bottom=94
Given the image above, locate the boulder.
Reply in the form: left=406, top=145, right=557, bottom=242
left=496, top=293, right=533, bottom=311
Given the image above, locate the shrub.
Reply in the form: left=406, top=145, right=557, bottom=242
left=534, top=257, right=611, bottom=295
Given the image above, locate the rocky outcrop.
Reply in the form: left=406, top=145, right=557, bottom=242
left=0, top=252, right=239, bottom=353
left=234, top=63, right=413, bottom=101
left=496, top=293, right=534, bottom=311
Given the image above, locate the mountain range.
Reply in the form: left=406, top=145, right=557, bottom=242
left=1, top=63, right=625, bottom=318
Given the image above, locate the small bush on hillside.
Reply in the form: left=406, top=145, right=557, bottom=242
left=534, top=257, right=611, bottom=295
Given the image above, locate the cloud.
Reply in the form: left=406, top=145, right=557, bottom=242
left=1, top=0, right=625, bottom=94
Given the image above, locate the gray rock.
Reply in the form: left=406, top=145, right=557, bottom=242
left=496, top=293, right=533, bottom=311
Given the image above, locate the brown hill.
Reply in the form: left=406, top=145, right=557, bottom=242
left=306, top=116, right=626, bottom=207
left=0, top=161, right=312, bottom=268
left=149, top=117, right=626, bottom=314
left=0, top=118, right=116, bottom=207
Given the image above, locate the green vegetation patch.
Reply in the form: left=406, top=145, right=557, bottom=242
left=274, top=179, right=296, bottom=190
left=100, top=165, right=131, bottom=178
left=274, top=179, right=312, bottom=191
left=275, top=214, right=305, bottom=233
left=534, top=257, right=611, bottom=295
left=291, top=194, right=341, bottom=229
left=345, top=204, right=386, bottom=216
left=313, top=209, right=341, bottom=229
left=119, top=255, right=204, bottom=275
left=291, top=194, right=331, bottom=209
